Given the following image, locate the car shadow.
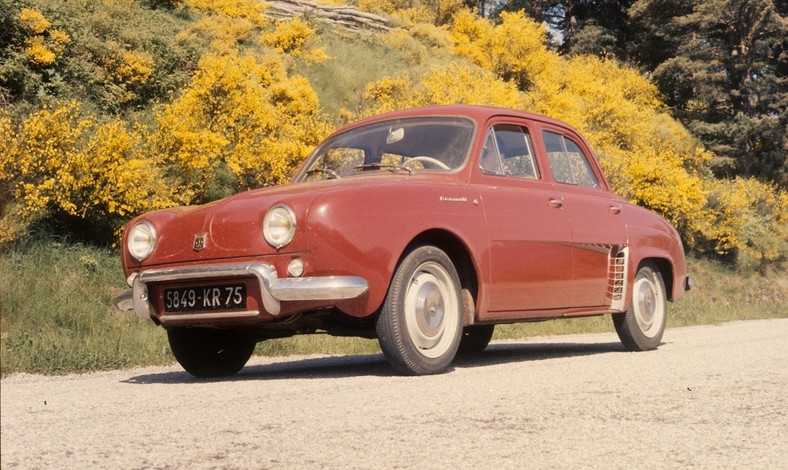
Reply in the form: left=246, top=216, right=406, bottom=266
left=455, top=341, right=626, bottom=369
left=122, top=340, right=627, bottom=385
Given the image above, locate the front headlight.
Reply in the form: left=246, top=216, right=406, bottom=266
left=263, top=204, right=296, bottom=249
left=127, top=221, right=157, bottom=261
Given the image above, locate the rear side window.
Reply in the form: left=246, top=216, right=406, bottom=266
left=542, top=131, right=599, bottom=187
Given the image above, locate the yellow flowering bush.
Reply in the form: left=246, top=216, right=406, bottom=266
left=623, top=147, right=709, bottom=241
left=450, top=10, right=554, bottom=90
left=361, top=62, right=524, bottom=116
left=260, top=17, right=328, bottom=63
left=183, top=0, right=268, bottom=26
left=18, top=8, right=50, bottom=34
left=24, top=36, right=57, bottom=65
left=150, top=48, right=329, bottom=201
left=0, top=102, right=178, bottom=243
left=107, top=50, right=155, bottom=85
left=177, top=15, right=256, bottom=49
left=17, top=7, right=70, bottom=67
left=361, top=74, right=415, bottom=115
left=78, top=120, right=177, bottom=218
left=0, top=112, right=20, bottom=244
left=1, top=102, right=92, bottom=221
left=701, top=178, right=788, bottom=270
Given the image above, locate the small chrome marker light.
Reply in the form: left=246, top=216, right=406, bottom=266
left=263, top=204, right=296, bottom=249
left=287, top=258, right=305, bottom=277
left=127, top=221, right=157, bottom=261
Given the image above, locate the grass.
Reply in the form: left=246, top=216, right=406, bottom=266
left=1, top=236, right=786, bottom=376
left=0, top=236, right=172, bottom=375
left=296, top=26, right=420, bottom=117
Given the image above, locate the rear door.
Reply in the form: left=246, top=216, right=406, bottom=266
left=539, top=129, right=628, bottom=308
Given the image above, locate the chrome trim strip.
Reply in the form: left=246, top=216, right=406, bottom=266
left=113, top=262, right=368, bottom=320
left=158, top=310, right=260, bottom=323
left=271, top=276, right=370, bottom=301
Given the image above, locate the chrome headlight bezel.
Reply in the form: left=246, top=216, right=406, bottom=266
left=127, top=221, right=157, bottom=261
left=263, top=204, right=297, bottom=249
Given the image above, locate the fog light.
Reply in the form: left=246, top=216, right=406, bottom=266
left=287, top=258, right=305, bottom=277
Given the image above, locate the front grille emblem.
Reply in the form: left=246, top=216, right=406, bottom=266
left=193, top=233, right=207, bottom=252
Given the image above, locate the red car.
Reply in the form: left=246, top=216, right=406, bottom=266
left=115, top=105, right=690, bottom=377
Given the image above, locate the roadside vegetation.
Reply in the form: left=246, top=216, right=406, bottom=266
left=1, top=0, right=785, bottom=375
left=1, top=235, right=786, bottom=375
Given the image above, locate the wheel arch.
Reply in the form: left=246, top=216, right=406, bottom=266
left=636, top=256, right=675, bottom=302
left=401, top=229, right=480, bottom=325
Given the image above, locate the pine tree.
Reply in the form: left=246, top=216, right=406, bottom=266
left=630, top=0, right=786, bottom=184
left=497, top=0, right=786, bottom=186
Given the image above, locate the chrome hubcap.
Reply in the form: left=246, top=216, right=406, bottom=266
left=636, top=281, right=656, bottom=329
left=403, top=261, right=459, bottom=358
left=633, top=269, right=664, bottom=338
left=414, top=283, right=445, bottom=337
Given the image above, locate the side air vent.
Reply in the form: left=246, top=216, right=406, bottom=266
left=608, top=247, right=629, bottom=311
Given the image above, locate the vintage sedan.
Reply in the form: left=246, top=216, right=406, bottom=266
left=114, top=105, right=690, bottom=377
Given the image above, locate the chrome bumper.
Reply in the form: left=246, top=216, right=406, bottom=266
left=113, top=262, right=368, bottom=320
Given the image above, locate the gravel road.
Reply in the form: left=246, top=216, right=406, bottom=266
left=2, top=319, right=787, bottom=469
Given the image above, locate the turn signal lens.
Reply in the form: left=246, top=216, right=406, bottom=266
left=287, top=258, right=305, bottom=277
left=127, top=221, right=157, bottom=261
left=263, top=205, right=296, bottom=249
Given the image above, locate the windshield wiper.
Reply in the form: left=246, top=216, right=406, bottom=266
left=305, top=167, right=339, bottom=179
left=353, top=163, right=412, bottom=175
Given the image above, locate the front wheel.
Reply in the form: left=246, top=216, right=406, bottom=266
left=376, top=246, right=463, bottom=375
left=168, top=327, right=255, bottom=378
left=613, top=262, right=667, bottom=351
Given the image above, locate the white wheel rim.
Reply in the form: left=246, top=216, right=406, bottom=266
left=403, top=261, right=459, bottom=359
left=632, top=269, right=665, bottom=338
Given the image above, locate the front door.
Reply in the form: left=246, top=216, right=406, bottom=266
left=474, top=124, right=575, bottom=317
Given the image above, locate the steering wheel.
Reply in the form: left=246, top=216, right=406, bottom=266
left=403, top=156, right=451, bottom=170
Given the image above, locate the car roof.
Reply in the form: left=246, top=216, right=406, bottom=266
left=340, top=105, right=579, bottom=134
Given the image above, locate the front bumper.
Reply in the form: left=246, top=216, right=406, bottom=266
left=113, top=262, right=368, bottom=321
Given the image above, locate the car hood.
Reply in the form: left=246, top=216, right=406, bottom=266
left=123, top=174, right=455, bottom=271
left=126, top=182, right=335, bottom=268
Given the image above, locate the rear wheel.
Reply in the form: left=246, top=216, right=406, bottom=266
left=376, top=246, right=463, bottom=375
left=613, top=262, right=667, bottom=351
left=168, top=327, right=255, bottom=378
left=457, top=325, right=495, bottom=354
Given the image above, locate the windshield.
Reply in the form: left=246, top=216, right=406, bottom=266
left=298, top=117, right=475, bottom=182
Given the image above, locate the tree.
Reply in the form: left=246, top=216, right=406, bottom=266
left=496, top=0, right=635, bottom=58
left=492, top=0, right=786, bottom=186
left=630, top=0, right=787, bottom=185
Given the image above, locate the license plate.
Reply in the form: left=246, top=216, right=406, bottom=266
left=164, top=284, right=247, bottom=313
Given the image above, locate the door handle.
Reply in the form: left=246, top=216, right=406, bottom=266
left=609, top=205, right=622, bottom=214
left=549, top=198, right=563, bottom=209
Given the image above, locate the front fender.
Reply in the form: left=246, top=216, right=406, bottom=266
left=304, top=180, right=488, bottom=316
